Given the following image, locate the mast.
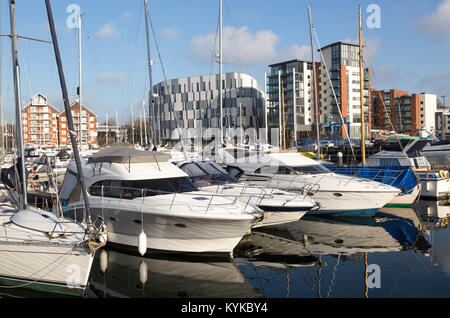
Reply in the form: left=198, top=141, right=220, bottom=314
left=307, top=6, right=320, bottom=160
left=139, top=110, right=143, bottom=146
left=142, top=100, right=148, bottom=146
left=106, top=113, right=109, bottom=146
left=78, top=11, right=83, bottom=150
left=115, top=110, right=119, bottom=143
left=9, top=0, right=27, bottom=209
left=0, top=1, right=3, bottom=159
left=219, top=0, right=223, bottom=145
left=281, top=82, right=286, bottom=150
left=45, top=0, right=90, bottom=222
left=131, top=104, right=135, bottom=144
left=359, top=5, right=366, bottom=165
left=144, top=0, right=155, bottom=146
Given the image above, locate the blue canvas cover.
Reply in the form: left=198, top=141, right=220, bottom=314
left=327, top=166, right=418, bottom=194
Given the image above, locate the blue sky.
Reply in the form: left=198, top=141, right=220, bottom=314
left=1, top=0, right=449, bottom=124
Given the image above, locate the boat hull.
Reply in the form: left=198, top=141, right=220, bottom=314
left=67, top=206, right=255, bottom=254
left=252, top=211, right=307, bottom=228
left=0, top=243, right=94, bottom=296
left=419, top=177, right=450, bottom=200
left=384, top=184, right=421, bottom=208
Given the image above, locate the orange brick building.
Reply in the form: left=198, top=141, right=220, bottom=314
left=22, top=94, right=60, bottom=147
left=370, top=89, right=420, bottom=135
left=58, top=101, right=98, bottom=146
left=22, top=93, right=98, bottom=148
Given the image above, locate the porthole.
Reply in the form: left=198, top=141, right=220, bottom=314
left=306, top=192, right=314, bottom=196
left=174, top=223, right=187, bottom=229
left=134, top=220, right=142, bottom=225
left=109, top=217, right=117, bottom=222
left=334, top=239, right=344, bottom=244
left=333, top=193, right=343, bottom=197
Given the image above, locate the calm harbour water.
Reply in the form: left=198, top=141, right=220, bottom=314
left=1, top=200, right=449, bottom=298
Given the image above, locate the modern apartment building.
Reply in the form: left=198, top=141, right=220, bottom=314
left=371, top=89, right=437, bottom=135
left=318, top=41, right=371, bottom=140
left=436, top=108, right=450, bottom=139
left=418, top=94, right=437, bottom=132
left=152, top=72, right=266, bottom=143
left=370, top=89, right=409, bottom=131
left=22, top=94, right=60, bottom=147
left=265, top=59, right=315, bottom=148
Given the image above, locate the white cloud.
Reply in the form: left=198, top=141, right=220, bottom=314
left=189, top=26, right=310, bottom=66
left=276, top=44, right=312, bottom=63
left=161, top=27, right=180, bottom=40
left=97, top=72, right=126, bottom=84
left=418, top=0, right=450, bottom=42
left=96, top=22, right=120, bottom=39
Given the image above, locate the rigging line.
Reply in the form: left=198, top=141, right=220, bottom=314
left=361, top=29, right=420, bottom=180
left=147, top=11, right=188, bottom=160
left=125, top=7, right=145, bottom=133
left=361, top=29, right=407, bottom=154
left=313, top=27, right=357, bottom=162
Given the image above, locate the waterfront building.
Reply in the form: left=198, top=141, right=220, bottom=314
left=371, top=89, right=437, bottom=135
left=22, top=93, right=60, bottom=147
left=58, top=101, right=98, bottom=146
left=152, top=72, right=266, bottom=144
left=265, top=59, right=316, bottom=148
left=318, top=41, right=371, bottom=140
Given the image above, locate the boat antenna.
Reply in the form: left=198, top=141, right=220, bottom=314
left=45, top=0, right=90, bottom=223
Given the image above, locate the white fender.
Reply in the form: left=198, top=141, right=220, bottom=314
left=99, top=249, right=108, bottom=273
left=138, top=231, right=147, bottom=256
left=139, top=260, right=148, bottom=285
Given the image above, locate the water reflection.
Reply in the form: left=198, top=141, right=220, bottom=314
left=88, top=249, right=261, bottom=298
left=414, top=200, right=450, bottom=277
left=86, top=203, right=449, bottom=298
left=2, top=202, right=449, bottom=298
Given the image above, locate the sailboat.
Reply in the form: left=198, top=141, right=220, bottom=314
left=0, top=0, right=105, bottom=296
left=318, top=6, right=422, bottom=208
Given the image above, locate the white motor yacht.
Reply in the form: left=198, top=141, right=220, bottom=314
left=221, top=150, right=401, bottom=216
left=175, top=160, right=318, bottom=227
left=59, top=146, right=263, bottom=255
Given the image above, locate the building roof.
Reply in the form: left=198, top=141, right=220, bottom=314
left=319, top=40, right=360, bottom=51
left=23, top=93, right=60, bottom=113
left=268, top=59, right=312, bottom=67
left=59, top=100, right=97, bottom=117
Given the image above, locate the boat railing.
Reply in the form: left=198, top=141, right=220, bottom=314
left=89, top=185, right=261, bottom=216
left=330, top=166, right=406, bottom=187
left=47, top=219, right=87, bottom=242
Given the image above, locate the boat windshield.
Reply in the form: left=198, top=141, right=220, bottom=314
left=179, top=162, right=237, bottom=187
left=289, top=165, right=331, bottom=174
left=88, top=177, right=198, bottom=199
left=255, top=164, right=331, bottom=175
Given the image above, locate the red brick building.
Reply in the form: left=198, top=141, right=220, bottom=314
left=22, top=94, right=60, bottom=147
left=370, top=89, right=420, bottom=135
left=58, top=101, right=98, bottom=146
left=22, top=94, right=98, bottom=148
